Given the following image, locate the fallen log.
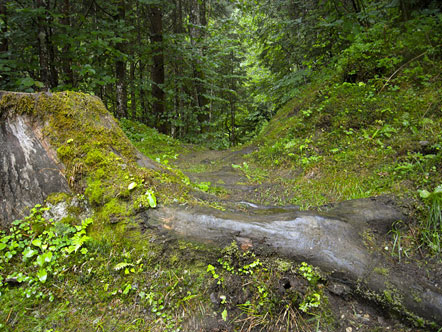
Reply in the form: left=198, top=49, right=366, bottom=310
left=147, top=203, right=442, bottom=327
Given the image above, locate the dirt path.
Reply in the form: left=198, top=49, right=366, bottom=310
left=173, top=145, right=295, bottom=207
left=168, top=146, right=442, bottom=331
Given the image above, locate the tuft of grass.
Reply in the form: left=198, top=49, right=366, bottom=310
left=419, top=185, right=442, bottom=254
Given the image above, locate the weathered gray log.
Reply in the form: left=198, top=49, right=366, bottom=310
left=147, top=203, right=442, bottom=326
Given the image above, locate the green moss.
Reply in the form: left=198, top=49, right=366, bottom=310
left=46, top=192, right=71, bottom=205
left=57, top=144, right=73, bottom=161
left=274, top=258, right=293, bottom=272
left=98, top=198, right=131, bottom=224
left=84, top=149, right=108, bottom=166
left=85, top=179, right=107, bottom=206
left=0, top=92, right=36, bottom=116
left=356, top=280, right=433, bottom=328
left=373, top=267, right=389, bottom=276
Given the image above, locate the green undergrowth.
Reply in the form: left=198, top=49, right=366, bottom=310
left=205, top=242, right=334, bottom=331
left=0, top=203, right=213, bottom=331
left=0, top=204, right=342, bottom=331
left=120, top=119, right=191, bottom=166
left=0, top=91, right=344, bottom=331
left=248, top=14, right=442, bottom=254
left=120, top=119, right=228, bottom=197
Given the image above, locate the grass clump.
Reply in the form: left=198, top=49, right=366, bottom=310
left=419, top=185, right=442, bottom=254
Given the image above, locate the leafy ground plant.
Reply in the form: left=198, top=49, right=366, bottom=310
left=0, top=205, right=92, bottom=302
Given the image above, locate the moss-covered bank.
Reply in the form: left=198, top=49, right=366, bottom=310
left=0, top=91, right=437, bottom=331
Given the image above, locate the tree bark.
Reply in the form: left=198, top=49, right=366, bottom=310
left=172, top=0, right=184, bottom=138
left=35, top=0, right=50, bottom=90
left=129, top=60, right=136, bottom=119
left=61, top=0, right=74, bottom=87
left=46, top=20, right=59, bottom=88
left=0, top=0, right=8, bottom=54
left=115, top=0, right=127, bottom=119
left=189, top=0, right=209, bottom=133
left=0, top=0, right=9, bottom=87
left=229, top=50, right=236, bottom=146
left=149, top=4, right=167, bottom=133
left=139, top=64, right=147, bottom=123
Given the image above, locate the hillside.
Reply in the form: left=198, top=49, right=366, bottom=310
left=1, top=7, right=442, bottom=332
left=0, top=90, right=441, bottom=331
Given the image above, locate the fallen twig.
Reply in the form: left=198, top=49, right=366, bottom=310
left=378, top=51, right=428, bottom=94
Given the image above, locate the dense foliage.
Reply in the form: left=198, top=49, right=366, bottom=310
left=2, top=0, right=439, bottom=147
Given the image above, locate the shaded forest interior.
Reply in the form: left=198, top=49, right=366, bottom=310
left=0, top=0, right=440, bottom=148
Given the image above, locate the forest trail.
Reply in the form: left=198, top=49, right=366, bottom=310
left=172, top=145, right=300, bottom=208
left=164, top=144, right=442, bottom=330
left=174, top=146, right=257, bottom=201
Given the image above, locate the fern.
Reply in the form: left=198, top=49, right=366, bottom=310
left=66, top=218, right=93, bottom=253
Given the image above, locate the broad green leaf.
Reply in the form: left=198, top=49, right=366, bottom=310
left=145, top=190, right=157, bottom=208
left=37, top=268, right=48, bottom=283
left=221, top=309, right=228, bottom=321
left=0, top=243, right=6, bottom=251
left=36, top=254, right=44, bottom=267
left=123, top=284, right=132, bottom=295
left=23, top=247, right=37, bottom=259
left=419, top=189, right=431, bottom=199
left=34, top=81, right=44, bottom=88
left=128, top=182, right=138, bottom=191
left=32, top=239, right=42, bottom=248
left=36, top=252, right=52, bottom=266
left=19, top=77, right=35, bottom=87
left=43, top=251, right=53, bottom=263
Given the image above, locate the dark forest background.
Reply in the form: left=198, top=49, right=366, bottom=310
left=0, top=0, right=440, bottom=147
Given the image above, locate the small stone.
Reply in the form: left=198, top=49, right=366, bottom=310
left=210, top=292, right=219, bottom=304
left=328, top=282, right=351, bottom=296
left=5, top=277, right=19, bottom=284
left=346, top=327, right=352, bottom=332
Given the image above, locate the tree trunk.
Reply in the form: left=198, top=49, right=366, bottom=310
left=189, top=0, right=209, bottom=133
left=115, top=0, right=127, bottom=119
left=35, top=0, right=50, bottom=90
left=399, top=0, right=410, bottom=21
left=172, top=0, right=184, bottom=138
left=129, top=60, right=136, bottom=119
left=139, top=64, right=147, bottom=123
left=149, top=4, right=167, bottom=133
left=61, top=0, right=74, bottom=87
left=229, top=50, right=236, bottom=146
left=0, top=1, right=8, bottom=54
left=0, top=0, right=9, bottom=87
left=46, top=22, right=58, bottom=88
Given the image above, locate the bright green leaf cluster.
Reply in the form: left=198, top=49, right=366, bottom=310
left=0, top=204, right=93, bottom=301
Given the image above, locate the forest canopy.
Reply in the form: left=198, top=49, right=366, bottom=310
left=0, top=0, right=440, bottom=148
